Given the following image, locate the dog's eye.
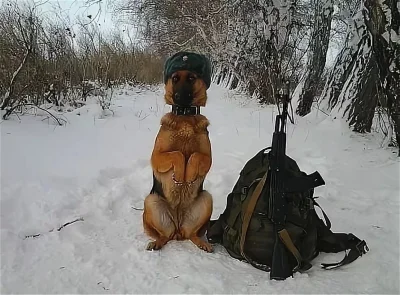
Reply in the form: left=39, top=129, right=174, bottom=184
left=172, top=76, right=179, bottom=83
left=187, top=76, right=195, bottom=83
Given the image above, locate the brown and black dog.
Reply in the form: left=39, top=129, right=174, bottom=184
left=142, top=67, right=213, bottom=252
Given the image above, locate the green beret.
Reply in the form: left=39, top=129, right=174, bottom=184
left=163, top=51, right=212, bottom=89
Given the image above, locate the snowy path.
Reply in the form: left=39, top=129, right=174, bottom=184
left=1, top=84, right=399, bottom=294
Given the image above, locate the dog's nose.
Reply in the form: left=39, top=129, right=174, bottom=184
left=173, top=88, right=193, bottom=106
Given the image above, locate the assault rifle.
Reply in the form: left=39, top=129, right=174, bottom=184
left=267, top=83, right=325, bottom=280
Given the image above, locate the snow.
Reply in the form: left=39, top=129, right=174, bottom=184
left=1, top=84, right=399, bottom=294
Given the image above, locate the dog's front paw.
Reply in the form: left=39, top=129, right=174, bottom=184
left=185, top=153, right=199, bottom=182
left=172, top=152, right=185, bottom=182
left=185, top=152, right=211, bottom=182
left=172, top=172, right=184, bottom=184
left=185, top=170, right=198, bottom=183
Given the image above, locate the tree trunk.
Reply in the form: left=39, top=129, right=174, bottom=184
left=318, top=31, right=359, bottom=111
left=296, top=0, right=334, bottom=116
left=1, top=49, right=31, bottom=110
left=345, top=50, right=379, bottom=133
left=364, top=0, right=400, bottom=155
left=318, top=2, right=382, bottom=133
left=318, top=0, right=399, bottom=153
left=334, top=31, right=379, bottom=133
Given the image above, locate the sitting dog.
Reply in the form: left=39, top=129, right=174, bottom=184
left=143, top=52, right=213, bottom=252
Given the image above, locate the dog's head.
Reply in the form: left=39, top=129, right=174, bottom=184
left=163, top=52, right=211, bottom=107
left=164, top=70, right=207, bottom=107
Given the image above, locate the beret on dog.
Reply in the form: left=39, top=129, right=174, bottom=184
left=163, top=51, right=212, bottom=89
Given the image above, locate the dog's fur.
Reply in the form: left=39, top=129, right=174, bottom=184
left=143, top=70, right=213, bottom=252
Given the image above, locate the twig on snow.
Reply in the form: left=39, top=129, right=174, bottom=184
left=57, top=217, right=84, bottom=231
left=24, top=233, right=41, bottom=239
left=23, top=217, right=84, bottom=239
left=139, top=113, right=150, bottom=121
left=131, top=206, right=144, bottom=211
left=97, top=282, right=110, bottom=291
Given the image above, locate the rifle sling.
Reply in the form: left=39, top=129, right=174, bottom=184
left=239, top=172, right=268, bottom=260
left=278, top=228, right=312, bottom=272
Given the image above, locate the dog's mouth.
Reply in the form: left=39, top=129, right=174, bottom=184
left=173, top=86, right=194, bottom=106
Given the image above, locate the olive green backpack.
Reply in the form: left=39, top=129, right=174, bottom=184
left=206, top=147, right=369, bottom=275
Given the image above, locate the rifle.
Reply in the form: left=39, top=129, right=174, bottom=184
left=267, top=83, right=322, bottom=280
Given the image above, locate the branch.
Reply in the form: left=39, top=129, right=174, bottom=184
left=57, top=217, right=84, bottom=231
left=131, top=206, right=144, bottom=211
left=3, top=103, right=67, bottom=126
left=24, top=217, right=84, bottom=239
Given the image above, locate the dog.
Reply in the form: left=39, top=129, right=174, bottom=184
left=143, top=52, right=213, bottom=252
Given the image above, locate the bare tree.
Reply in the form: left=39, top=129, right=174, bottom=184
left=120, top=0, right=307, bottom=102
left=318, top=0, right=399, bottom=153
left=364, top=0, right=400, bottom=154
left=296, top=0, right=334, bottom=116
left=0, top=1, right=38, bottom=109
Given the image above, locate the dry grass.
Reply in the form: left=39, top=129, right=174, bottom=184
left=0, top=0, right=164, bottom=114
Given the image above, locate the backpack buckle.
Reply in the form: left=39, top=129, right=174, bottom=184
left=241, top=186, right=248, bottom=195
left=356, top=240, right=369, bottom=256
left=309, top=197, right=314, bottom=210
left=303, top=197, right=314, bottom=211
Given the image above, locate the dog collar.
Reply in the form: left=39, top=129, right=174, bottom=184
left=171, top=105, right=200, bottom=116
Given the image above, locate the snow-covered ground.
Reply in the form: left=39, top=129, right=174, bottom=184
left=1, top=84, right=399, bottom=294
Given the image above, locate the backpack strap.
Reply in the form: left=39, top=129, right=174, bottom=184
left=224, top=198, right=242, bottom=237
left=239, top=172, right=268, bottom=262
left=239, top=169, right=312, bottom=274
left=277, top=228, right=312, bottom=272
left=207, top=148, right=271, bottom=246
left=319, top=233, right=369, bottom=270
left=313, top=199, right=369, bottom=270
left=312, top=197, right=332, bottom=229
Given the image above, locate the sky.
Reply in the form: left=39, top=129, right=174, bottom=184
left=36, top=0, right=141, bottom=47
left=41, top=0, right=116, bottom=31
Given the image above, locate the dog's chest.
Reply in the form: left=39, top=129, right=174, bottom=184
left=171, top=123, right=200, bottom=158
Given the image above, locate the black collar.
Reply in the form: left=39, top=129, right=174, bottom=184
left=171, top=105, right=200, bottom=116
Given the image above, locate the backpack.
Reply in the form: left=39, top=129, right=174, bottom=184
left=206, top=147, right=369, bottom=276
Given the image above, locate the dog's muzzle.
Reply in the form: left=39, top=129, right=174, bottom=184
left=173, top=86, right=193, bottom=106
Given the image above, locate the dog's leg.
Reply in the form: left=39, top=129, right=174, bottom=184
left=180, top=190, right=213, bottom=252
left=151, top=151, right=186, bottom=182
left=185, top=152, right=212, bottom=183
left=143, top=193, right=176, bottom=251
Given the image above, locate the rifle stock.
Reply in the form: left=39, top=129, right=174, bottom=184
left=270, top=228, right=293, bottom=280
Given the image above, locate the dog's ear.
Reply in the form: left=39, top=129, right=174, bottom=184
left=164, top=78, right=174, bottom=105
left=192, top=78, right=207, bottom=107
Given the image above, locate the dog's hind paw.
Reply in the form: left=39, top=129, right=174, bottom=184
left=190, top=236, right=213, bottom=253
left=146, top=241, right=162, bottom=251
left=198, top=242, right=213, bottom=253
